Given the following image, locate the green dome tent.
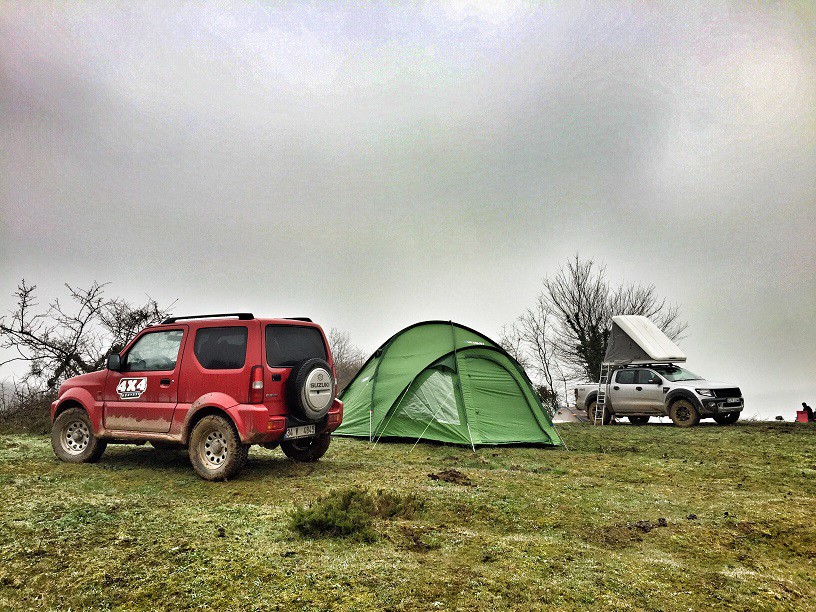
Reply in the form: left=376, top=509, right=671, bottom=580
left=334, top=321, right=562, bottom=449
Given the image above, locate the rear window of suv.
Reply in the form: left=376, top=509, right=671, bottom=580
left=194, top=326, right=248, bottom=370
left=266, top=325, right=327, bottom=367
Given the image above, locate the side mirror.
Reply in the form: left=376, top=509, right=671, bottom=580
left=107, top=354, right=121, bottom=371
left=651, top=378, right=662, bottom=385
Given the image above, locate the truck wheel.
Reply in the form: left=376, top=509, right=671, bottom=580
left=628, top=416, right=649, bottom=425
left=288, top=358, right=335, bottom=421
left=188, top=415, right=249, bottom=481
left=587, top=400, right=611, bottom=425
left=281, top=434, right=331, bottom=463
left=713, top=412, right=740, bottom=425
left=669, top=399, right=699, bottom=428
left=51, top=407, right=107, bottom=463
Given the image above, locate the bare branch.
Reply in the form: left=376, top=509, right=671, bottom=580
left=328, top=328, right=367, bottom=393
left=508, top=255, right=687, bottom=387
left=0, top=281, right=173, bottom=390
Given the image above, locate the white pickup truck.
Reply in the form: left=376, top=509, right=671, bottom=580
left=574, top=363, right=744, bottom=427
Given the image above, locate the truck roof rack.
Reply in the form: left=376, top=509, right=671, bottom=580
left=161, top=313, right=254, bottom=324
left=284, top=317, right=313, bottom=322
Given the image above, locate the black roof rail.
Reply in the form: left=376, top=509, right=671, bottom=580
left=161, top=313, right=254, bottom=324
left=284, top=317, right=313, bottom=322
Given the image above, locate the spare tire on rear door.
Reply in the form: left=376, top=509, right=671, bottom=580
left=288, top=358, right=335, bottom=421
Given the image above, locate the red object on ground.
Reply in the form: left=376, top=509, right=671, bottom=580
left=796, top=411, right=809, bottom=423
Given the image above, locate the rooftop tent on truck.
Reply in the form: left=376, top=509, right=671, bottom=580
left=604, top=315, right=686, bottom=365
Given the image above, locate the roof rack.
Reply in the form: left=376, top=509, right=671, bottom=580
left=284, top=317, right=313, bottom=322
left=161, top=313, right=254, bottom=324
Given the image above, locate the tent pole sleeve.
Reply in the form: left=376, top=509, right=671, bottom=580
left=465, top=421, right=476, bottom=453
left=450, top=320, right=476, bottom=453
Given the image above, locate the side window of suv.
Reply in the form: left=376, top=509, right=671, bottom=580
left=266, top=325, right=327, bottom=367
left=638, top=369, right=661, bottom=384
left=194, top=326, right=248, bottom=370
left=123, top=330, right=184, bottom=372
left=616, top=370, right=636, bottom=384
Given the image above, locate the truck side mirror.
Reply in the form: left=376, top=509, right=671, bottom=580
left=107, top=354, right=122, bottom=371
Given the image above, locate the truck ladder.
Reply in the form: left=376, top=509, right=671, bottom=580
left=594, top=363, right=612, bottom=425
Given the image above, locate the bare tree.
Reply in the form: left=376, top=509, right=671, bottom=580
left=500, top=296, right=563, bottom=415
left=0, top=280, right=172, bottom=390
left=328, top=328, right=367, bottom=393
left=507, top=255, right=687, bottom=388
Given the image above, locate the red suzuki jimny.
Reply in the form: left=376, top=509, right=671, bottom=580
left=50, top=313, right=343, bottom=480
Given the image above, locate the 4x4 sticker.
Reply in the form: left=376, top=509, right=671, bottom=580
left=116, top=377, right=147, bottom=399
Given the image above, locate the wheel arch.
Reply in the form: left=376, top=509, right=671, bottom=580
left=52, top=387, right=97, bottom=422
left=53, top=399, right=87, bottom=421
left=665, top=389, right=702, bottom=414
left=183, top=406, right=238, bottom=444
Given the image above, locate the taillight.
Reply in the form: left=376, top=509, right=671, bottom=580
left=250, top=365, right=264, bottom=403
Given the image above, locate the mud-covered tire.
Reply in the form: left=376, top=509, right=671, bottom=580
left=670, top=399, right=700, bottom=428
left=288, top=358, right=335, bottom=421
left=629, top=416, right=650, bottom=426
left=587, top=400, right=612, bottom=425
left=51, top=407, right=107, bottom=463
left=281, top=434, right=331, bottom=463
left=188, top=415, right=249, bottom=481
left=713, top=411, right=740, bottom=425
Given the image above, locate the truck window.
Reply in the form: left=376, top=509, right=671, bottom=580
left=638, top=370, right=661, bottom=384
left=266, top=325, right=327, bottom=368
left=123, top=330, right=183, bottom=372
left=194, top=326, right=248, bottom=370
left=616, top=370, right=637, bottom=384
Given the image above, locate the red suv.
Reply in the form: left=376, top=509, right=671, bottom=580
left=49, top=313, right=343, bottom=480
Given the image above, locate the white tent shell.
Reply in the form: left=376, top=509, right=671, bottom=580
left=604, top=315, right=686, bottom=365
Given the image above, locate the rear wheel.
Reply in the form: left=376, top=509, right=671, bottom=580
left=587, top=400, right=612, bottom=425
left=51, top=408, right=107, bottom=463
left=281, top=434, right=331, bottom=463
left=713, top=411, right=740, bottom=425
left=628, top=415, right=650, bottom=426
left=669, top=399, right=700, bottom=428
left=188, top=415, right=249, bottom=481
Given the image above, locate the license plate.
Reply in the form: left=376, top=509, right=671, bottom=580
left=726, top=398, right=741, bottom=404
left=284, top=425, right=315, bottom=440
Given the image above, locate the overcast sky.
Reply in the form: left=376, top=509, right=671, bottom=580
left=1, top=2, right=814, bottom=418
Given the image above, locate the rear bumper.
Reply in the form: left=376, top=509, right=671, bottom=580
left=235, top=398, right=343, bottom=444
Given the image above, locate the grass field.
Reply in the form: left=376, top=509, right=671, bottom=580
left=1, top=422, right=815, bottom=611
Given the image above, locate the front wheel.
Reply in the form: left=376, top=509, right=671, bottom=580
left=281, top=434, right=331, bottom=463
left=628, top=416, right=650, bottom=426
left=669, top=399, right=700, bottom=428
left=713, top=412, right=740, bottom=425
left=188, top=415, right=249, bottom=481
left=51, top=407, right=107, bottom=463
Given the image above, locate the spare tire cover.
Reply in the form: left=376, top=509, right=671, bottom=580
left=289, top=358, right=335, bottom=421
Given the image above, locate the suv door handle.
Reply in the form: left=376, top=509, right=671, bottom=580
left=636, top=386, right=642, bottom=391
left=160, top=378, right=172, bottom=386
